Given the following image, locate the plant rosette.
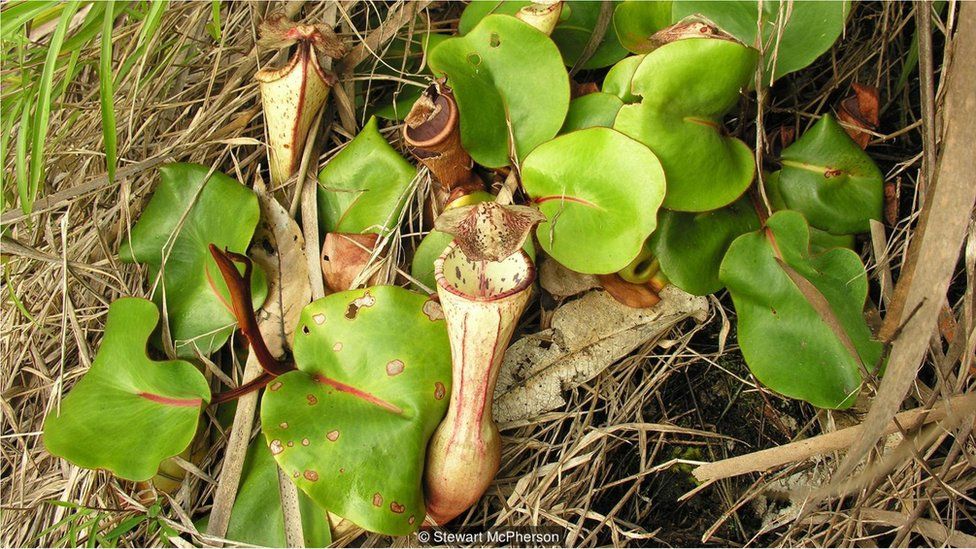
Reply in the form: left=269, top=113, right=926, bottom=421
left=613, top=35, right=757, bottom=212
left=261, top=286, right=452, bottom=536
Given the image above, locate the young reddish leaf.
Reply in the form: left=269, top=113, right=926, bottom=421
left=321, top=232, right=381, bottom=293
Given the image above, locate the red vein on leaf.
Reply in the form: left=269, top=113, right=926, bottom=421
left=534, top=195, right=599, bottom=208
left=313, top=374, right=404, bottom=415
left=683, top=116, right=721, bottom=130
left=139, top=392, right=202, bottom=407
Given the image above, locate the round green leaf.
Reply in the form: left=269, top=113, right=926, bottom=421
left=261, top=286, right=452, bottom=536
left=43, top=298, right=210, bottom=481
left=318, top=116, right=417, bottom=236
left=772, top=114, right=883, bottom=234
left=429, top=14, right=570, bottom=167
left=613, top=0, right=672, bottom=53
left=523, top=127, right=665, bottom=274
left=601, top=54, right=644, bottom=103
left=614, top=38, right=757, bottom=211
left=809, top=226, right=856, bottom=254
left=672, top=0, right=850, bottom=82
left=457, top=0, right=529, bottom=34
left=561, top=92, right=624, bottom=133
left=649, top=196, right=759, bottom=295
left=718, top=210, right=882, bottom=409
left=119, top=163, right=267, bottom=358
left=197, top=438, right=332, bottom=548
left=459, top=1, right=629, bottom=69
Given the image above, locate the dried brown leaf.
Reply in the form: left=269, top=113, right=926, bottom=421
left=493, top=286, right=708, bottom=425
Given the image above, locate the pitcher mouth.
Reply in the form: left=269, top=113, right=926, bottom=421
left=434, top=241, right=535, bottom=302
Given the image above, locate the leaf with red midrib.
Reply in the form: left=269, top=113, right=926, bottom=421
left=261, top=286, right=452, bottom=536
left=43, top=298, right=211, bottom=481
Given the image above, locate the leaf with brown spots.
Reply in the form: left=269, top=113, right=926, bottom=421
left=196, top=438, right=332, bottom=547
left=261, top=286, right=452, bottom=535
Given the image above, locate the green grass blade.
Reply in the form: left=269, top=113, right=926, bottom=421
left=136, top=0, right=167, bottom=50
left=0, top=95, right=23, bottom=211
left=24, top=0, right=81, bottom=215
left=15, top=98, right=31, bottom=213
left=206, top=0, right=221, bottom=41
left=101, top=514, right=147, bottom=545
left=99, top=0, right=117, bottom=182
left=54, top=46, right=81, bottom=100
left=0, top=1, right=60, bottom=43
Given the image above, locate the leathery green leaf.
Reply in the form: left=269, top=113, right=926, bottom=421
left=119, top=163, right=267, bottom=358
left=523, top=127, right=665, bottom=274
left=261, top=286, right=452, bottom=536
left=770, top=114, right=883, bottom=234
left=429, top=14, right=570, bottom=167
left=613, top=0, right=672, bottom=53
left=561, top=92, right=624, bottom=133
left=197, top=438, right=332, bottom=548
left=459, top=1, right=629, bottom=69
left=317, top=116, right=416, bottom=236
left=614, top=37, right=757, bottom=211
left=42, top=298, right=210, bottom=481
left=601, top=54, right=644, bottom=103
left=672, top=0, right=850, bottom=82
left=649, top=196, right=760, bottom=295
left=719, top=210, right=883, bottom=409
